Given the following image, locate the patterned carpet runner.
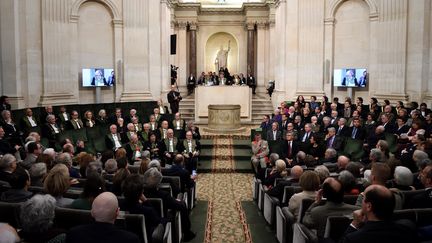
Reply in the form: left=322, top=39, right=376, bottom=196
left=197, top=135, right=254, bottom=243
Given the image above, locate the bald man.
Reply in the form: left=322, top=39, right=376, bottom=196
left=66, top=192, right=140, bottom=243
left=167, top=85, right=182, bottom=114
left=303, top=177, right=359, bottom=239
left=0, top=223, right=20, bottom=243
left=341, top=185, right=417, bottom=243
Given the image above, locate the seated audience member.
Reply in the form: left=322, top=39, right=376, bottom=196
left=125, top=123, right=137, bottom=143
left=0, top=126, right=20, bottom=157
left=325, top=127, right=344, bottom=151
left=109, top=108, right=124, bottom=126
left=172, top=112, right=186, bottom=137
left=282, top=132, right=299, bottom=166
left=44, top=163, right=74, bottom=207
left=105, top=124, right=123, bottom=152
left=336, top=118, right=350, bottom=137
left=125, top=108, right=139, bottom=125
left=42, top=114, right=61, bottom=148
left=66, top=192, right=140, bottom=243
left=339, top=170, right=360, bottom=195
left=350, top=117, right=366, bottom=140
left=0, top=223, right=20, bottom=243
left=395, top=116, right=410, bottom=137
left=159, top=120, right=170, bottom=140
left=180, top=131, right=201, bottom=172
left=314, top=165, right=330, bottom=183
left=143, top=168, right=196, bottom=241
left=95, top=109, right=108, bottom=126
left=125, top=134, right=144, bottom=164
left=391, top=166, right=415, bottom=191
left=251, top=133, right=269, bottom=174
left=266, top=122, right=282, bottom=141
left=71, top=174, right=106, bottom=210
left=29, top=162, right=47, bottom=187
left=260, top=115, right=272, bottom=130
left=157, top=99, right=169, bottom=115
left=148, top=115, right=158, bottom=131
left=262, top=159, right=288, bottom=188
left=162, top=129, right=180, bottom=166
left=21, top=141, right=42, bottom=170
left=141, top=123, right=151, bottom=142
left=121, top=174, right=162, bottom=237
left=187, top=121, right=201, bottom=141
left=104, top=158, right=118, bottom=176
left=308, top=134, right=325, bottom=161
left=400, top=134, right=425, bottom=172
left=407, top=164, right=432, bottom=208
left=303, top=177, right=359, bottom=239
left=83, top=110, right=96, bottom=128
left=144, top=133, right=162, bottom=161
left=356, top=163, right=403, bottom=210
left=368, top=148, right=384, bottom=165
left=365, top=125, right=385, bottom=150
left=288, top=171, right=320, bottom=219
left=340, top=185, right=417, bottom=243
left=20, top=108, right=40, bottom=136
left=0, top=167, right=32, bottom=203
left=67, top=110, right=84, bottom=130
left=337, top=155, right=350, bottom=172
left=163, top=154, right=196, bottom=193
left=111, top=158, right=130, bottom=196
left=0, top=154, right=17, bottom=183
left=0, top=110, right=21, bottom=145
left=19, top=194, right=66, bottom=242
left=152, top=107, right=162, bottom=124
left=376, top=140, right=390, bottom=161
left=56, top=152, right=80, bottom=178
left=267, top=163, right=303, bottom=201
left=76, top=152, right=94, bottom=178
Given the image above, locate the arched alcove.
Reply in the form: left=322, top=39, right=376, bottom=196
left=205, top=32, right=239, bottom=74
left=78, top=1, right=115, bottom=103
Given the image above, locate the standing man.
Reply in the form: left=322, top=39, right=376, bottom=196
left=167, top=85, right=182, bottom=114
left=247, top=73, right=256, bottom=95
left=187, top=74, right=196, bottom=96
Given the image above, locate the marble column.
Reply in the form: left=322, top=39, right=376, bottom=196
left=189, top=22, right=197, bottom=78
left=246, top=22, right=255, bottom=76
left=256, top=21, right=267, bottom=90
left=0, top=0, right=25, bottom=108
left=373, top=0, right=409, bottom=101
left=39, top=0, right=78, bottom=106
left=176, top=21, right=188, bottom=88
left=121, top=0, right=153, bottom=102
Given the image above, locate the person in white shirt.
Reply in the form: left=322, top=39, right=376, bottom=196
left=105, top=125, right=123, bottom=151
left=163, top=129, right=178, bottom=166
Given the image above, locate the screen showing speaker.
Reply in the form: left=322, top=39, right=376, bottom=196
left=333, top=68, right=367, bottom=88
left=82, top=68, right=115, bottom=87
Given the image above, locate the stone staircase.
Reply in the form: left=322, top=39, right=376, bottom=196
left=251, top=94, right=274, bottom=125
left=178, top=93, right=274, bottom=125
left=179, top=94, right=195, bottom=121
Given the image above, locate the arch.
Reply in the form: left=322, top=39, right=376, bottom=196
left=70, top=0, right=121, bottom=21
left=205, top=32, right=239, bottom=73
left=327, top=0, right=378, bottom=19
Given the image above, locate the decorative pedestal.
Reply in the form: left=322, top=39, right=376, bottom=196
left=203, top=104, right=246, bottom=134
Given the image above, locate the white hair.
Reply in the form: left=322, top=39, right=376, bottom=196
left=394, top=166, right=413, bottom=187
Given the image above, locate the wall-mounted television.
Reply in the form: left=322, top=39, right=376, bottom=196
left=333, top=68, right=367, bottom=88
left=82, top=68, right=115, bottom=87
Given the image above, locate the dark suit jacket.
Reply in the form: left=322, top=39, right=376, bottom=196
left=349, top=126, right=366, bottom=141
left=105, top=133, right=123, bottom=151
left=67, top=119, right=84, bottom=130
left=66, top=222, right=140, bottom=243
left=0, top=138, right=18, bottom=155
left=336, top=125, right=351, bottom=137
left=340, top=221, right=417, bottom=243
left=395, top=125, right=410, bottom=136
left=266, top=130, right=282, bottom=141
left=42, top=123, right=60, bottom=147
left=326, top=135, right=345, bottom=151
left=163, top=164, right=195, bottom=192
left=281, top=140, right=300, bottom=161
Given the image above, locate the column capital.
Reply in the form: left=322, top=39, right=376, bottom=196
left=188, top=21, right=198, bottom=31
left=256, top=21, right=268, bottom=29
left=177, top=20, right=188, bottom=29
left=246, top=21, right=256, bottom=31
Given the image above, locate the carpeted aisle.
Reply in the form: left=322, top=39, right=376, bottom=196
left=191, top=134, right=277, bottom=243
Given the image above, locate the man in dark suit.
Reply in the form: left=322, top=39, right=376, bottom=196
left=179, top=131, right=200, bottom=172
left=349, top=118, right=366, bottom=141
left=341, top=185, right=417, bottom=243
left=336, top=118, right=350, bottom=137
left=67, top=110, right=84, bottom=130
left=266, top=122, right=282, bottom=141
left=0, top=127, right=20, bottom=156
left=394, top=116, right=410, bottom=136
left=282, top=132, right=299, bottom=166
left=247, top=73, right=256, bottom=94
left=325, top=127, right=344, bottom=152
left=66, top=192, right=140, bottom=243
left=167, top=85, right=182, bottom=114
left=42, top=115, right=61, bottom=148
left=187, top=74, right=196, bottom=96
left=298, top=123, right=313, bottom=151
left=108, top=108, right=123, bottom=126
left=163, top=154, right=196, bottom=193
left=105, top=125, right=123, bottom=152
left=0, top=96, right=11, bottom=112
left=406, top=164, right=432, bottom=208
left=303, top=177, right=359, bottom=239
left=161, top=129, right=181, bottom=166
left=20, top=108, right=39, bottom=136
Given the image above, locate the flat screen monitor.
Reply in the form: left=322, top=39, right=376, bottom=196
left=333, top=68, right=367, bottom=88
left=82, top=68, right=115, bottom=87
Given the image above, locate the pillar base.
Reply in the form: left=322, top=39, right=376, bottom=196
left=9, top=96, right=25, bottom=109
left=39, top=94, right=78, bottom=107
left=120, top=91, right=154, bottom=102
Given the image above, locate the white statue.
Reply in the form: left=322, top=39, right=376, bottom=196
left=215, top=40, right=231, bottom=72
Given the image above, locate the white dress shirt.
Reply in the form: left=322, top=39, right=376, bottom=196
left=28, top=116, right=37, bottom=127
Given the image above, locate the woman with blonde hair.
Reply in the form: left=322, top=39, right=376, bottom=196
left=44, top=163, right=73, bottom=207
left=263, top=159, right=288, bottom=188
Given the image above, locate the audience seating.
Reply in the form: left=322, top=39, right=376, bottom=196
left=297, top=198, right=314, bottom=223
left=323, top=216, right=351, bottom=243
left=0, top=201, right=22, bottom=228
left=275, top=206, right=296, bottom=243
left=341, top=138, right=364, bottom=161
left=292, top=222, right=318, bottom=243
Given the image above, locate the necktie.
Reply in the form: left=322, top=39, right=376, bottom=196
left=337, top=127, right=342, bottom=135
left=352, top=127, right=357, bottom=139
left=288, top=141, right=292, bottom=157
